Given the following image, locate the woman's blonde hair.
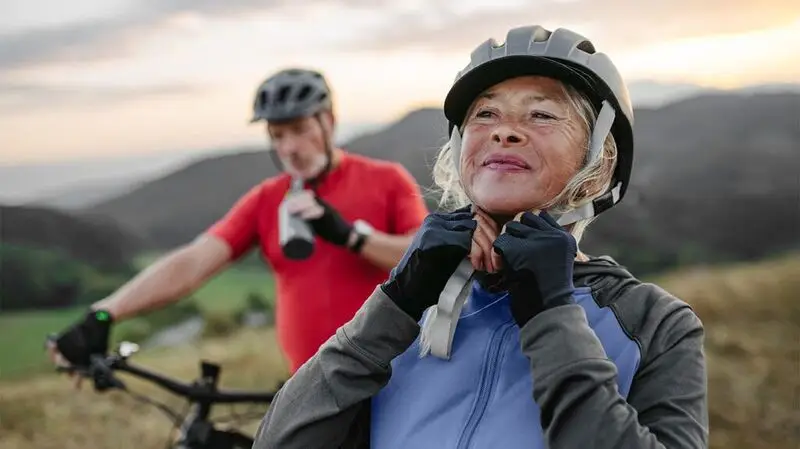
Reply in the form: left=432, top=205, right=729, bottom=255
left=431, top=82, right=619, bottom=244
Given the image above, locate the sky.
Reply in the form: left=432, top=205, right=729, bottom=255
left=1, top=0, right=798, bottom=165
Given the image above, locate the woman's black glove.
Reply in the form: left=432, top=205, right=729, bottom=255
left=492, top=211, right=578, bottom=327
left=381, top=206, right=476, bottom=321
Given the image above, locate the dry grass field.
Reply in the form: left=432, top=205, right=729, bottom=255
left=1, top=254, right=798, bottom=448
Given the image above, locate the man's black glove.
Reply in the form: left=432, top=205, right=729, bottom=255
left=492, top=211, right=577, bottom=327
left=381, top=206, right=476, bottom=321
left=308, top=196, right=353, bottom=247
left=52, top=309, right=114, bottom=367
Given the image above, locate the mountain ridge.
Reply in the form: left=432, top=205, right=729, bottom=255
left=79, top=89, right=800, bottom=274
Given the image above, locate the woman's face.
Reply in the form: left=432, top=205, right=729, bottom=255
left=460, top=76, right=586, bottom=217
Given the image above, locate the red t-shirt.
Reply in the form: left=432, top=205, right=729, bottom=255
left=206, top=151, right=428, bottom=372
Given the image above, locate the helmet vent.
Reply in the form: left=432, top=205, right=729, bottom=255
left=576, top=40, right=596, bottom=54
left=532, top=28, right=552, bottom=42
left=296, top=85, right=313, bottom=101
left=277, top=85, right=291, bottom=103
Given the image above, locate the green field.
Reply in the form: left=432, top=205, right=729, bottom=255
left=0, top=307, right=87, bottom=379
left=132, top=250, right=275, bottom=312
left=0, top=252, right=273, bottom=381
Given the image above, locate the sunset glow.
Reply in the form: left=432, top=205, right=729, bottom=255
left=1, top=1, right=798, bottom=164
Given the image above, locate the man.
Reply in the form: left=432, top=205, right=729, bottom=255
left=48, top=68, right=428, bottom=376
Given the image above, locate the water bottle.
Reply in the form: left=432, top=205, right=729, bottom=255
left=278, top=177, right=315, bottom=260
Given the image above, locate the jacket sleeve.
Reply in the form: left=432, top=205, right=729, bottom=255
left=252, top=286, right=421, bottom=449
left=520, top=297, right=709, bottom=448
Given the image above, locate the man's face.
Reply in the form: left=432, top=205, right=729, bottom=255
left=267, top=112, right=333, bottom=179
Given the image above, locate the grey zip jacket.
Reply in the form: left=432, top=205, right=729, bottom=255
left=252, top=256, right=709, bottom=448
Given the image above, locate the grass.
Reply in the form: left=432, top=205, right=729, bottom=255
left=654, top=253, right=800, bottom=449
left=0, top=328, right=289, bottom=449
left=0, top=251, right=273, bottom=381
left=0, top=308, right=86, bottom=379
left=1, top=253, right=798, bottom=448
left=190, top=265, right=274, bottom=312
left=134, top=251, right=275, bottom=312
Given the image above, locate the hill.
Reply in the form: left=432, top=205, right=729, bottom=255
left=0, top=204, right=147, bottom=270
left=83, top=151, right=279, bottom=248
left=0, top=253, right=797, bottom=449
left=344, top=107, right=447, bottom=206
left=0, top=205, right=149, bottom=311
left=580, top=91, right=800, bottom=271
left=85, top=90, right=799, bottom=274
left=27, top=177, right=142, bottom=210
left=86, top=108, right=451, bottom=247
left=0, top=149, right=217, bottom=206
left=655, top=253, right=799, bottom=449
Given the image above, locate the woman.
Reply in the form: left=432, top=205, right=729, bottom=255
left=252, top=25, right=708, bottom=449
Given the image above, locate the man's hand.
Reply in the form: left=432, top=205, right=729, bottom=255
left=46, top=309, right=114, bottom=389
left=46, top=340, right=85, bottom=389
left=284, top=190, right=353, bottom=247
left=282, top=190, right=325, bottom=220
left=381, top=206, right=476, bottom=321
left=492, top=211, right=578, bottom=327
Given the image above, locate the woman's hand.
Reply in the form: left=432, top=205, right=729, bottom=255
left=492, top=211, right=578, bottom=326
left=380, top=206, right=476, bottom=321
left=470, top=207, right=502, bottom=273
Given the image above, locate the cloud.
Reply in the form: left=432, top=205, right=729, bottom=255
left=137, top=0, right=285, bottom=20
left=0, top=18, right=144, bottom=71
left=0, top=0, right=291, bottom=72
left=0, top=81, right=201, bottom=114
left=349, top=0, right=800, bottom=53
left=0, top=0, right=410, bottom=72
left=2, top=0, right=796, bottom=73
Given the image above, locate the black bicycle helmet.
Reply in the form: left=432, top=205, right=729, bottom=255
left=251, top=68, right=333, bottom=123
left=444, top=25, right=635, bottom=224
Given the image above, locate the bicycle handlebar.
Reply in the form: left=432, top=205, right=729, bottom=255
left=113, top=359, right=275, bottom=404
left=54, top=341, right=276, bottom=405
left=50, top=339, right=276, bottom=448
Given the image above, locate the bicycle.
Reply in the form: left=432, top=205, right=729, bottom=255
left=48, top=339, right=279, bottom=449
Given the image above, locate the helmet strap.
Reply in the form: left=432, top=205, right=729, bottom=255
left=587, top=100, right=615, bottom=166
left=448, top=125, right=464, bottom=178
left=306, top=113, right=334, bottom=192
